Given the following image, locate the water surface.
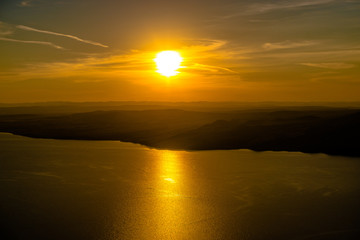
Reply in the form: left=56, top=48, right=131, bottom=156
left=0, top=133, right=359, bottom=239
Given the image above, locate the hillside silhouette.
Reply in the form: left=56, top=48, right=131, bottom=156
left=0, top=106, right=359, bottom=156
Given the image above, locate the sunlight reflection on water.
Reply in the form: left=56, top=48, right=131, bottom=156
left=153, top=150, right=186, bottom=239
left=1, top=133, right=360, bottom=240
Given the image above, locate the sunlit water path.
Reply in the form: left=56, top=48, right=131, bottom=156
left=1, top=133, right=360, bottom=240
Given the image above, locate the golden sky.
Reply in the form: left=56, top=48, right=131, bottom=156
left=0, top=0, right=359, bottom=102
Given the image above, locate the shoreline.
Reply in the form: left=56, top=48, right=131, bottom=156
left=2, top=131, right=358, bottom=158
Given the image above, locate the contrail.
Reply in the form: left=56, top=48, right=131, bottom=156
left=16, top=25, right=108, bottom=48
left=0, top=37, right=64, bottom=49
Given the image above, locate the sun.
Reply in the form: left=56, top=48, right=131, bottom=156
left=154, top=51, right=183, bottom=77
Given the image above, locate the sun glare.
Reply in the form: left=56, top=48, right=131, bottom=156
left=154, top=51, right=183, bottom=77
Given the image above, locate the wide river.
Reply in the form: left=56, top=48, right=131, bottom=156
left=0, top=132, right=359, bottom=240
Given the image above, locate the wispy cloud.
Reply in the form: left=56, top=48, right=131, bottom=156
left=262, top=41, right=318, bottom=50
left=18, top=1, right=33, bottom=7
left=222, top=0, right=335, bottom=19
left=249, top=0, right=335, bottom=14
left=0, top=22, right=14, bottom=36
left=0, top=30, right=13, bottom=36
left=184, top=63, right=237, bottom=75
left=0, top=38, right=237, bottom=82
left=301, top=62, right=355, bottom=69
left=16, top=25, right=108, bottom=48
left=179, top=39, right=242, bottom=74
left=0, top=37, right=64, bottom=49
left=184, top=39, right=226, bottom=51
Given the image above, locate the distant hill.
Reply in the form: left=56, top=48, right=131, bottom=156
left=1, top=101, right=360, bottom=115
left=0, top=107, right=359, bottom=156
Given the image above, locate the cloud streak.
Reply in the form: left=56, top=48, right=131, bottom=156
left=16, top=25, right=108, bottom=48
left=18, top=1, right=32, bottom=7
left=0, top=22, right=14, bottom=36
left=0, top=37, right=64, bottom=49
left=250, top=0, right=335, bottom=14
left=221, top=0, right=335, bottom=19
left=0, top=38, right=237, bottom=83
left=185, top=63, right=237, bottom=74
left=301, top=62, right=355, bottom=69
left=262, top=41, right=318, bottom=50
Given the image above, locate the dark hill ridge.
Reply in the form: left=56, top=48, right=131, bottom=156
left=0, top=108, right=359, bottom=156
left=156, top=111, right=360, bottom=156
left=0, top=109, right=230, bottom=143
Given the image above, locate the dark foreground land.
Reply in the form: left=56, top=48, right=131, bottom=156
left=0, top=102, right=359, bottom=156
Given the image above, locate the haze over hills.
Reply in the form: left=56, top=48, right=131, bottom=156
left=1, top=101, right=360, bottom=114
left=0, top=102, right=359, bottom=157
